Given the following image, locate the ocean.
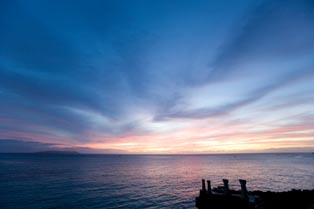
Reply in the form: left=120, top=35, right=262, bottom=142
left=0, top=153, right=313, bottom=209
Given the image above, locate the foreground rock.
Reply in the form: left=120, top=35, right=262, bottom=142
left=195, top=179, right=314, bottom=209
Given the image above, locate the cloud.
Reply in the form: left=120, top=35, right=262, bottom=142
left=0, top=0, right=151, bottom=141
left=154, top=67, right=314, bottom=120
left=207, top=0, right=314, bottom=82
left=152, top=0, right=314, bottom=121
left=0, top=0, right=313, bottom=153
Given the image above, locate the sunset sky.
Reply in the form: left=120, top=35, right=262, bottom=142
left=0, top=0, right=314, bottom=154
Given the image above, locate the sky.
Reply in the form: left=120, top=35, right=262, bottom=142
left=0, top=0, right=314, bottom=154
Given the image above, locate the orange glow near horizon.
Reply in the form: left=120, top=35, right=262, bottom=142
left=74, top=121, right=314, bottom=154
left=1, top=110, right=313, bottom=154
left=2, top=103, right=314, bottom=154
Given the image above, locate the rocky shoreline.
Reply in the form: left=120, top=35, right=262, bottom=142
left=195, top=179, right=314, bottom=209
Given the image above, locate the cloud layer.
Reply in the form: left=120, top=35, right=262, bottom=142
left=0, top=0, right=314, bottom=153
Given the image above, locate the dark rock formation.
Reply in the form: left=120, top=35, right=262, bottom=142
left=196, top=179, right=314, bottom=209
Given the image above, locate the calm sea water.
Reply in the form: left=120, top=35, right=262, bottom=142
left=0, top=153, right=313, bottom=209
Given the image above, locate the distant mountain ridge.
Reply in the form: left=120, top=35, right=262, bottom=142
left=34, top=150, right=80, bottom=155
left=0, top=139, right=128, bottom=154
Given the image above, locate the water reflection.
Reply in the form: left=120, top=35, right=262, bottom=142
left=0, top=153, right=313, bottom=209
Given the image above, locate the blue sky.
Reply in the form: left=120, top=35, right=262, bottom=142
left=0, top=0, right=314, bottom=153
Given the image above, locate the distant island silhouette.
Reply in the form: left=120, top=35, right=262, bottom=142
left=34, top=150, right=80, bottom=155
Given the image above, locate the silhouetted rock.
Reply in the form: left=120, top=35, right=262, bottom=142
left=196, top=179, right=314, bottom=209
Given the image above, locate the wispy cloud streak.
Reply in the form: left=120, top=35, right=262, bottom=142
left=0, top=0, right=313, bottom=153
